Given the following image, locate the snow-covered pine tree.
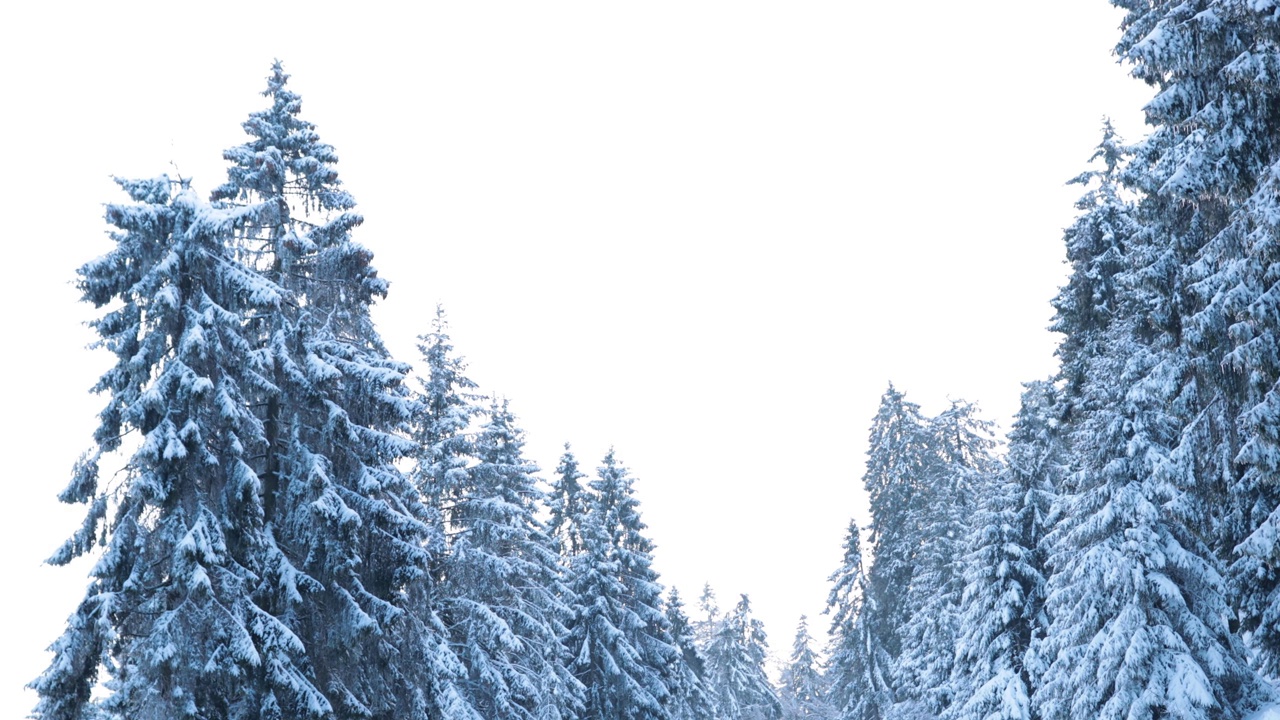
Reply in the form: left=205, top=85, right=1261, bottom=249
left=405, top=308, right=483, bottom=719
left=1034, top=33, right=1270, bottom=709
left=860, top=384, right=932, bottom=676
left=824, top=521, right=891, bottom=720
left=1103, top=0, right=1280, bottom=678
left=696, top=583, right=722, bottom=652
left=33, top=177, right=324, bottom=719
left=439, top=398, right=583, bottom=720
left=209, top=62, right=437, bottom=719
left=1035, top=292, right=1264, bottom=719
left=1204, top=31, right=1280, bottom=681
left=401, top=307, right=490, bottom=720
left=946, top=381, right=1061, bottom=720
left=664, top=588, right=716, bottom=720
left=547, top=444, right=589, bottom=558
left=893, top=400, right=997, bottom=717
left=566, top=450, right=682, bottom=720
left=703, top=594, right=782, bottom=720
left=1033, top=5, right=1280, bottom=714
left=779, top=616, right=833, bottom=720
left=411, top=306, right=482, bottom=516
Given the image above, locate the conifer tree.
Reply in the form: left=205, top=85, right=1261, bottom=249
left=411, top=307, right=482, bottom=514
left=439, top=398, right=583, bottom=720
left=852, top=386, right=931, bottom=718
left=404, top=308, right=489, bottom=720
left=1051, top=120, right=1136, bottom=412
left=665, top=588, right=716, bottom=720
left=1035, top=299, right=1262, bottom=719
left=894, top=400, right=997, bottom=716
left=33, top=177, right=316, bottom=720
left=696, top=583, right=722, bottom=652
left=565, top=450, right=682, bottom=720
left=208, top=62, right=438, bottom=719
left=703, top=594, right=782, bottom=720
left=947, top=381, right=1061, bottom=720
left=1034, top=39, right=1269, bottom=711
left=779, top=616, right=832, bottom=720
left=1026, top=7, right=1280, bottom=713
left=547, top=444, right=589, bottom=558
left=823, top=521, right=891, bottom=720
left=860, top=384, right=932, bottom=673
left=1109, top=1, right=1280, bottom=678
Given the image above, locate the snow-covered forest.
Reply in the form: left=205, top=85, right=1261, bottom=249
left=30, top=65, right=806, bottom=720
left=26, top=1, right=1280, bottom=719
left=818, top=3, right=1280, bottom=718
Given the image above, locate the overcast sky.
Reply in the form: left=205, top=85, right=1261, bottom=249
left=0, top=1, right=1153, bottom=714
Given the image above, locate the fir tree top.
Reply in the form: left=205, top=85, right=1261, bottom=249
left=213, top=60, right=354, bottom=212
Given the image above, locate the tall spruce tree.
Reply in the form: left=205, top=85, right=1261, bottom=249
left=946, top=381, right=1061, bottom=720
left=1107, top=1, right=1280, bottom=679
left=208, top=62, right=438, bottom=719
left=1034, top=29, right=1270, bottom=710
left=565, top=450, right=682, bottom=720
left=1027, top=5, right=1280, bottom=713
left=860, top=384, right=932, bottom=674
left=33, top=177, right=320, bottom=720
left=702, top=594, right=781, bottom=720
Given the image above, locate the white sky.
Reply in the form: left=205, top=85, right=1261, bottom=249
left=0, top=1, right=1153, bottom=714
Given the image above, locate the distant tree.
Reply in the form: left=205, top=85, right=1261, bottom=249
left=704, top=594, right=782, bottom=720
left=404, top=307, right=488, bottom=720
left=411, top=306, right=482, bottom=515
left=824, top=521, right=891, bottom=720
left=696, top=582, right=722, bottom=651
left=665, top=588, right=716, bottom=720
left=778, top=616, right=833, bottom=720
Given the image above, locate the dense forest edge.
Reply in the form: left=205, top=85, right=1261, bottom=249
left=34, top=2, right=1280, bottom=719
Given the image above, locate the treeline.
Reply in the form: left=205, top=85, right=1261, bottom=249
left=32, top=64, right=784, bottom=720
left=813, top=2, right=1280, bottom=718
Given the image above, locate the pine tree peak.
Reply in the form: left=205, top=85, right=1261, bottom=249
left=265, top=59, right=291, bottom=97
left=213, top=61, right=354, bottom=213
